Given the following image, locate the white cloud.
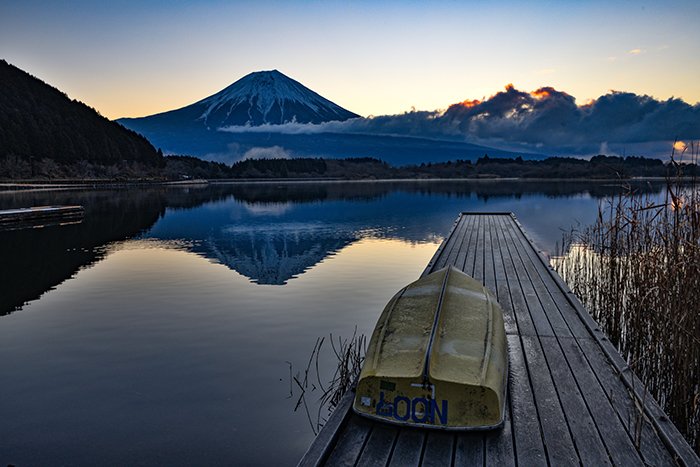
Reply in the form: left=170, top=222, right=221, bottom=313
left=242, top=146, right=293, bottom=160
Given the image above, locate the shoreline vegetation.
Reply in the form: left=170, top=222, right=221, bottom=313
left=553, top=155, right=699, bottom=453
left=1, top=154, right=698, bottom=185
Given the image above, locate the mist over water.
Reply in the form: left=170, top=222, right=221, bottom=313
left=0, top=180, right=668, bottom=465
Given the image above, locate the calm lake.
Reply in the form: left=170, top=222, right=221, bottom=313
left=0, top=180, right=666, bottom=466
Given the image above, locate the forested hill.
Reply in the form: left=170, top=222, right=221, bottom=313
left=0, top=60, right=163, bottom=177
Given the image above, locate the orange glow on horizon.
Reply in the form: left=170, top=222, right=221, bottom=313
left=670, top=194, right=684, bottom=211
left=459, top=99, right=482, bottom=108
left=673, top=140, right=687, bottom=152
left=530, top=88, right=551, bottom=99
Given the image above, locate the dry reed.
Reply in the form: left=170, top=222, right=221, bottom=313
left=288, top=329, right=366, bottom=434
left=554, top=143, right=700, bottom=453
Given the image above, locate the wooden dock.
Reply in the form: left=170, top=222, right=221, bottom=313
left=299, top=213, right=699, bottom=466
left=0, top=205, right=84, bottom=231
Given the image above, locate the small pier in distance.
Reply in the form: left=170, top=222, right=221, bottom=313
left=0, top=205, right=84, bottom=231
left=300, top=213, right=699, bottom=466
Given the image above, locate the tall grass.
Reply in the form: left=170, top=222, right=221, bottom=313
left=554, top=144, right=700, bottom=453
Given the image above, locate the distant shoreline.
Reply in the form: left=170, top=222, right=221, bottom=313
left=0, top=176, right=681, bottom=192
left=208, top=176, right=674, bottom=184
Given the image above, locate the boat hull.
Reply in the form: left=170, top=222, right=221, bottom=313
left=353, top=266, right=508, bottom=430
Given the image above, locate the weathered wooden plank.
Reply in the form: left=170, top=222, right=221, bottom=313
left=387, top=429, right=425, bottom=467
left=0, top=205, right=84, bottom=231
left=454, top=433, right=484, bottom=466
left=481, top=216, right=497, bottom=293
left=556, top=337, right=645, bottom=466
left=481, top=217, right=517, bottom=466
left=500, top=219, right=572, bottom=338
left=507, top=218, right=590, bottom=338
left=356, top=423, right=399, bottom=467
left=490, top=216, right=519, bottom=335
left=494, top=216, right=535, bottom=337
left=616, top=360, right=700, bottom=466
left=454, top=216, right=477, bottom=272
left=298, top=384, right=356, bottom=467
left=485, top=396, right=516, bottom=467
left=323, top=415, right=372, bottom=466
left=464, top=214, right=481, bottom=277
left=521, top=335, right=579, bottom=466
left=497, top=216, right=554, bottom=337
left=455, top=214, right=477, bottom=274
left=497, top=216, right=564, bottom=465
left=422, top=214, right=462, bottom=277
left=505, top=335, right=547, bottom=466
left=0, top=205, right=83, bottom=218
left=539, top=336, right=612, bottom=466
left=432, top=215, right=466, bottom=271
left=577, top=338, right=677, bottom=466
left=421, top=431, right=455, bottom=467
left=472, top=215, right=485, bottom=282
left=482, top=215, right=497, bottom=295
left=439, top=214, right=472, bottom=272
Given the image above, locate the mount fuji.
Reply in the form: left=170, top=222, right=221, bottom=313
left=117, top=70, right=541, bottom=164
left=119, top=70, right=359, bottom=132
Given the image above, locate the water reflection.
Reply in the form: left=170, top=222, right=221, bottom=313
left=0, top=180, right=671, bottom=466
left=147, top=180, right=666, bottom=285
left=0, top=180, right=666, bottom=315
left=204, top=223, right=357, bottom=285
left=0, top=190, right=166, bottom=315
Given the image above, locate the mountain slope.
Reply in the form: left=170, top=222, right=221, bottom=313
left=119, top=70, right=359, bottom=132
left=0, top=60, right=163, bottom=170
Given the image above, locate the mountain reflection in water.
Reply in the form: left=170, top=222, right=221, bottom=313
left=205, top=223, right=357, bottom=285
left=0, top=180, right=666, bottom=314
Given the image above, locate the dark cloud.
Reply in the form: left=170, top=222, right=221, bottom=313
left=439, top=86, right=700, bottom=154
left=220, top=85, right=700, bottom=157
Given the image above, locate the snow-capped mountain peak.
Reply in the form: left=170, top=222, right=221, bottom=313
left=192, top=70, right=359, bottom=127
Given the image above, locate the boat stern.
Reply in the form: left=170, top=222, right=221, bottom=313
left=353, top=375, right=505, bottom=430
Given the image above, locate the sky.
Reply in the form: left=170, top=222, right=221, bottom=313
left=1, top=0, right=699, bottom=121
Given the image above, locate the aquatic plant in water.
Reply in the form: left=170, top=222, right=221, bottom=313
left=287, top=330, right=366, bottom=434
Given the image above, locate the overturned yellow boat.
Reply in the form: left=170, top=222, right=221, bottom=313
left=353, top=266, right=508, bottom=430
